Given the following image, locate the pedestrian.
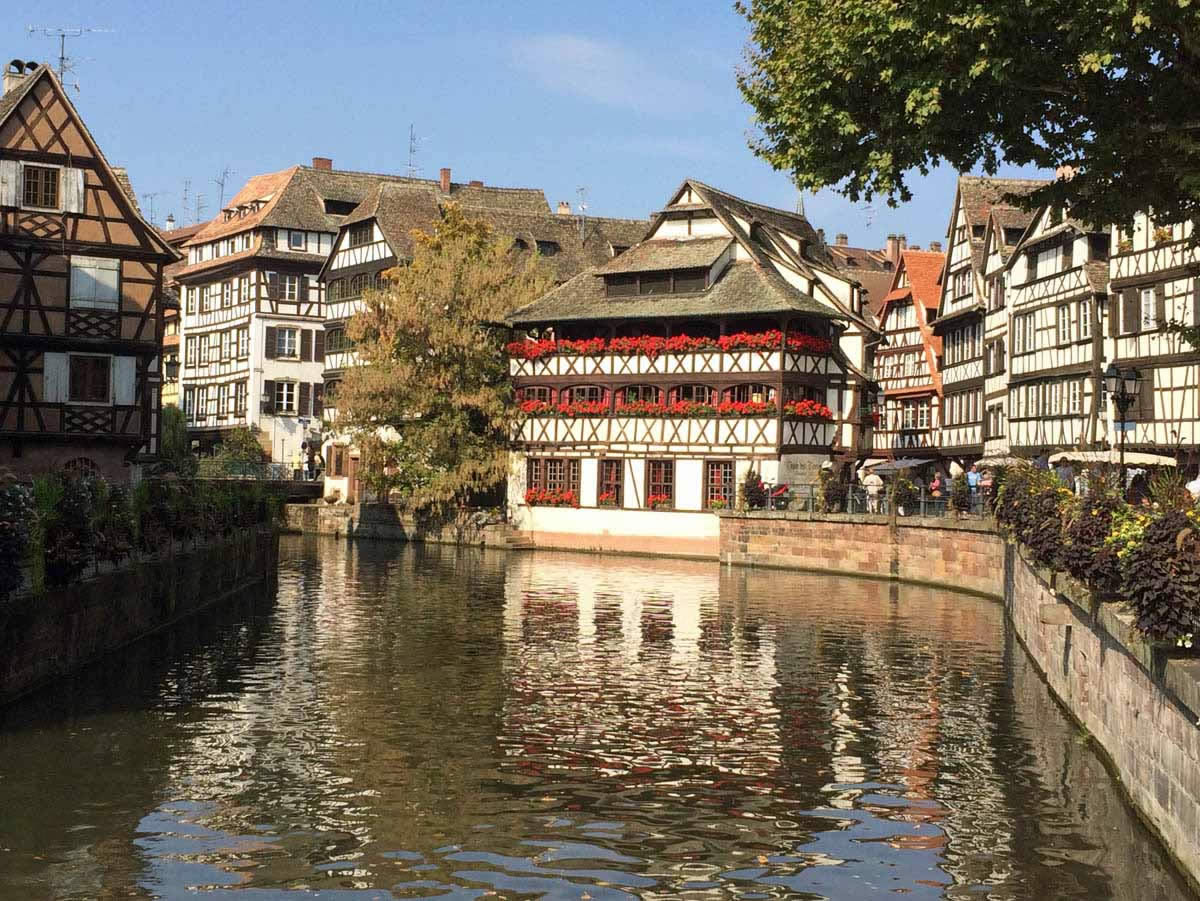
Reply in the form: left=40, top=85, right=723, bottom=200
left=929, top=472, right=943, bottom=498
left=980, top=468, right=994, bottom=499
left=305, top=443, right=317, bottom=481
left=967, top=464, right=981, bottom=496
left=864, top=470, right=884, bottom=514
left=291, top=448, right=303, bottom=481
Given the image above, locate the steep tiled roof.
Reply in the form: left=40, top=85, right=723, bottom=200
left=345, top=182, right=443, bottom=260
left=902, top=250, right=945, bottom=310
left=110, top=167, right=139, bottom=213
left=507, top=260, right=841, bottom=326
left=957, top=176, right=1048, bottom=230
left=594, top=236, right=731, bottom=274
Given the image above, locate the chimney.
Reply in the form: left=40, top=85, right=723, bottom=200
left=165, top=213, right=176, bottom=230
left=898, top=233, right=908, bottom=250
left=816, top=228, right=826, bottom=245
left=835, top=233, right=848, bottom=246
left=557, top=201, right=571, bottom=215
left=929, top=240, right=942, bottom=252
left=3, top=60, right=36, bottom=97
left=469, top=179, right=483, bottom=187
left=311, top=156, right=333, bottom=170
left=885, top=233, right=901, bottom=263
left=439, top=167, right=451, bottom=193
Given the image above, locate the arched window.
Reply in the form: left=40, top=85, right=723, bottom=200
left=562, top=385, right=607, bottom=405
left=676, top=321, right=719, bottom=341
left=724, top=383, right=776, bottom=404
left=348, top=274, right=369, bottom=297
left=327, top=279, right=343, bottom=302
left=617, top=384, right=661, bottom=405
left=326, top=327, right=351, bottom=353
left=673, top=384, right=713, bottom=404
left=373, top=271, right=385, bottom=289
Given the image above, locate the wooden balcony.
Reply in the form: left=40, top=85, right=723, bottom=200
left=510, top=348, right=838, bottom=380
left=0, top=402, right=143, bottom=440
left=518, top=414, right=837, bottom=454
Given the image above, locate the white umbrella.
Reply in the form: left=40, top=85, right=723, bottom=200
left=1048, top=449, right=1176, bottom=467
left=976, top=455, right=1027, bottom=467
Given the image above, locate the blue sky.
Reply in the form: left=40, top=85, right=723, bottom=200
left=7, top=0, right=1046, bottom=248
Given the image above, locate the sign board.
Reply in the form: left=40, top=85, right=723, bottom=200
left=1114, top=421, right=1136, bottom=433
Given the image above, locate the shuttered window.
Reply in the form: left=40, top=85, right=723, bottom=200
left=22, top=165, right=59, bottom=208
left=1140, top=288, right=1157, bottom=330
left=70, top=256, right=120, bottom=310
left=68, top=355, right=110, bottom=403
left=274, top=381, right=296, bottom=413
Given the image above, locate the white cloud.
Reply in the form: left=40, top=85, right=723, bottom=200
left=510, top=34, right=705, bottom=116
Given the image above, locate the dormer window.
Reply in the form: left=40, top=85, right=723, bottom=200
left=348, top=223, right=372, bottom=248
left=536, top=240, right=560, bottom=256
left=604, top=268, right=708, bottom=297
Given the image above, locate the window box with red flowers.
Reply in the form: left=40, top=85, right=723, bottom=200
left=506, top=330, right=832, bottom=362
left=646, top=493, right=672, bottom=510
left=782, top=399, right=834, bottom=421
left=523, top=487, right=580, bottom=508
left=597, top=491, right=619, bottom=507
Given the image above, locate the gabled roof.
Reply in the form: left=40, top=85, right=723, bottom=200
left=955, top=176, right=1049, bottom=232
left=344, top=182, right=442, bottom=260
left=881, top=250, right=944, bottom=311
left=507, top=260, right=839, bottom=326
left=595, top=236, right=731, bottom=274
left=0, top=63, right=178, bottom=261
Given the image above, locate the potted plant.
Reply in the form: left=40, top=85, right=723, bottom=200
left=597, top=490, right=618, bottom=507
left=1153, top=225, right=1173, bottom=244
left=709, top=497, right=728, bottom=510
left=647, top=493, right=672, bottom=510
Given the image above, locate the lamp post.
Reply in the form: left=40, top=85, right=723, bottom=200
left=1103, top=362, right=1142, bottom=493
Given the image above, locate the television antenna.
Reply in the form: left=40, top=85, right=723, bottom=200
left=576, top=186, right=588, bottom=242
left=214, top=165, right=234, bottom=209
left=27, top=25, right=113, bottom=88
left=193, top=192, right=207, bottom=226
left=142, top=191, right=162, bottom=226
left=406, top=124, right=420, bottom=178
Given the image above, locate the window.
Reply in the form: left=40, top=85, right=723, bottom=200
left=1069, top=379, right=1082, bottom=415
left=326, top=327, right=352, bottom=353
left=276, top=327, right=298, bottom=358
left=1035, top=246, right=1061, bottom=279
left=220, top=330, right=231, bottom=361
left=348, top=273, right=368, bottom=297
left=725, top=383, right=775, bottom=404
left=536, top=240, right=560, bottom=256
left=185, top=287, right=196, bottom=315
left=1056, top=304, right=1073, bottom=345
left=674, top=384, right=713, bottom=404
left=288, top=230, right=305, bottom=250
left=328, top=279, right=343, bottom=302
left=217, top=384, right=229, bottom=417
left=185, top=336, right=197, bottom=369
left=237, top=327, right=249, bottom=358
left=70, top=256, right=119, bottom=310
left=274, top=381, right=297, bottom=413
left=223, top=281, right=233, bottom=307
left=606, top=274, right=637, bottom=297
left=1079, top=299, right=1092, bottom=340
left=517, top=385, right=553, bottom=403
left=563, top=385, right=605, bottom=404
left=22, top=165, right=59, bottom=208
left=1141, top=287, right=1157, bottom=330
left=68, top=355, right=110, bottom=403
left=349, top=223, right=372, bottom=247
left=673, top=269, right=706, bottom=292
left=640, top=271, right=671, bottom=295
left=646, top=460, right=674, bottom=508
left=619, top=385, right=661, bottom=405
left=599, top=459, right=624, bottom=506
left=235, top=381, right=248, bottom=415
left=526, top=457, right=581, bottom=494
left=283, top=274, right=299, bottom=301
left=705, top=461, right=734, bottom=508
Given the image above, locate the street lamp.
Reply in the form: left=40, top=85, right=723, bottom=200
left=1104, top=362, right=1142, bottom=492
left=164, top=357, right=180, bottom=380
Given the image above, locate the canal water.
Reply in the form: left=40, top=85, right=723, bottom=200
left=0, top=536, right=1193, bottom=900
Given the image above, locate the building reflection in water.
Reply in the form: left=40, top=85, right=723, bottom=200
left=0, top=537, right=1192, bottom=900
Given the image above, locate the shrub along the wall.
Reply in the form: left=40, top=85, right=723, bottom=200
left=0, top=479, right=34, bottom=602
left=1124, top=511, right=1200, bottom=640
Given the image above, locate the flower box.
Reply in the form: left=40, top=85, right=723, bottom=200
left=506, top=330, right=832, bottom=361
left=646, top=494, right=672, bottom=510
left=524, top=487, right=580, bottom=508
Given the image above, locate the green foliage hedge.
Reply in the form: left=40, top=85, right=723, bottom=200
left=0, top=473, right=283, bottom=602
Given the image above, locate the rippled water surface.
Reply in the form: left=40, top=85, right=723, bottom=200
left=0, top=536, right=1193, bottom=899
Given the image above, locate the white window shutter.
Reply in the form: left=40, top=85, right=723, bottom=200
left=63, top=167, right=86, bottom=213
left=0, top=159, right=18, bottom=207
left=113, top=356, right=136, bottom=405
left=42, top=352, right=67, bottom=402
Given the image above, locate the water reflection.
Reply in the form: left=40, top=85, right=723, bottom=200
left=0, top=537, right=1191, bottom=899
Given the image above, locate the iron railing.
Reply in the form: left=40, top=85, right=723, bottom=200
left=759, top=482, right=989, bottom=517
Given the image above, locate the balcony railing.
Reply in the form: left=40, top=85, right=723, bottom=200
left=519, top=414, right=838, bottom=450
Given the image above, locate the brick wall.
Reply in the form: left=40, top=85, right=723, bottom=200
left=719, top=512, right=1005, bottom=598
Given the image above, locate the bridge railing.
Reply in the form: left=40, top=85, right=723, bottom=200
left=762, top=483, right=988, bottom=517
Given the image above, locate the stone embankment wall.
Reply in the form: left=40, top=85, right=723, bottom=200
left=283, top=503, right=512, bottom=547
left=0, top=528, right=277, bottom=706
left=719, top=511, right=1004, bottom=597
left=719, top=510, right=1200, bottom=889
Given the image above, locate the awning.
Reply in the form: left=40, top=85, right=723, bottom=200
left=976, top=455, right=1028, bottom=468
left=870, top=458, right=935, bottom=474
left=1049, top=450, right=1177, bottom=467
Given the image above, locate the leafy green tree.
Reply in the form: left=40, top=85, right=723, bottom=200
left=197, top=426, right=266, bottom=477
left=158, top=405, right=197, bottom=476
left=338, top=204, right=554, bottom=512
left=736, top=0, right=1200, bottom=227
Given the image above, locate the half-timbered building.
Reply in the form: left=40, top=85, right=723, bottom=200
left=176, top=158, right=380, bottom=461
left=0, top=60, right=179, bottom=481
left=158, top=220, right=201, bottom=409
left=317, top=168, right=646, bottom=500
left=1106, top=214, right=1200, bottom=454
left=873, top=249, right=945, bottom=453
left=503, top=179, right=880, bottom=556
left=933, top=176, right=1046, bottom=461
left=1003, top=207, right=1110, bottom=454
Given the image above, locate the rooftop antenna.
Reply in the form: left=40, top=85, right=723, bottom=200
left=406, top=124, right=420, bottom=178
left=142, top=191, right=162, bottom=226
left=576, top=186, right=588, bottom=243
left=194, top=192, right=207, bottom=226
left=214, top=165, right=234, bottom=209
left=181, top=179, right=191, bottom=222
left=27, top=25, right=112, bottom=89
